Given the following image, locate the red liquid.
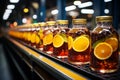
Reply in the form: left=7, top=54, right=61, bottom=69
left=53, top=42, right=68, bottom=58
left=90, top=26, right=119, bottom=73
left=68, top=28, right=90, bottom=65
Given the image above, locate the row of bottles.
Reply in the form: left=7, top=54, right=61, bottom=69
left=9, top=16, right=119, bottom=73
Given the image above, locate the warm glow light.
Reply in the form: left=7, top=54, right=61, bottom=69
left=23, top=8, right=29, bottom=13
left=104, top=9, right=109, bottom=14
left=73, top=0, right=81, bottom=6
left=65, top=5, right=76, bottom=11
left=13, top=21, right=18, bottom=26
left=51, top=9, right=58, bottom=15
left=10, top=0, right=19, bottom=3
left=78, top=1, right=93, bottom=8
left=81, top=9, right=94, bottom=14
left=7, top=4, right=15, bottom=9
left=104, top=0, right=112, bottom=2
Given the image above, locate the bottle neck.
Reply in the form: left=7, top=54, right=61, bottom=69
left=96, top=22, right=112, bottom=28
left=58, top=24, right=68, bottom=29
left=73, top=24, right=87, bottom=28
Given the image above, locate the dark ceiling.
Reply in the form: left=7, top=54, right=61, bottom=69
left=0, top=0, right=74, bottom=26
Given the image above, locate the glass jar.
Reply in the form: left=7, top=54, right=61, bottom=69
left=43, top=21, right=56, bottom=54
left=30, top=24, right=38, bottom=47
left=53, top=20, right=69, bottom=58
left=68, top=19, right=91, bottom=65
left=36, top=22, right=46, bottom=51
left=90, top=16, right=119, bottom=73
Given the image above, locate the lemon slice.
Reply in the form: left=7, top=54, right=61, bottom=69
left=68, top=36, right=73, bottom=50
left=43, top=33, right=53, bottom=45
left=105, top=37, right=118, bottom=52
left=94, top=42, right=113, bottom=60
left=73, top=36, right=89, bottom=52
left=53, top=34, right=64, bottom=48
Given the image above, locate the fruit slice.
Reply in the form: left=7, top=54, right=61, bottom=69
left=68, top=36, right=73, bottom=50
left=53, top=34, right=64, bottom=48
left=43, top=33, right=53, bottom=45
left=94, top=42, right=113, bottom=60
left=27, top=32, right=31, bottom=41
left=35, top=35, right=40, bottom=44
left=105, top=37, right=118, bottom=52
left=73, top=36, right=89, bottom=52
left=31, top=33, right=36, bottom=43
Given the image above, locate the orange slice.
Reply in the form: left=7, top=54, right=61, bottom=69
left=68, top=36, right=73, bottom=50
left=43, top=33, right=53, bottom=45
left=31, top=33, right=36, bottom=43
left=27, top=32, right=31, bottom=41
left=35, top=35, right=40, bottom=44
left=94, top=42, right=113, bottom=60
left=73, top=36, right=89, bottom=52
left=105, top=37, right=118, bottom=52
left=38, top=29, right=44, bottom=39
left=53, top=34, right=64, bottom=48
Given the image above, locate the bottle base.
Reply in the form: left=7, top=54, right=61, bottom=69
left=68, top=60, right=89, bottom=65
left=57, top=56, right=68, bottom=58
left=46, top=51, right=53, bottom=54
left=39, top=48, right=43, bottom=51
left=90, top=67, right=117, bottom=73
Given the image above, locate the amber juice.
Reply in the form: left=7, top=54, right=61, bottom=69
left=90, top=16, right=119, bottom=73
left=68, top=19, right=91, bottom=65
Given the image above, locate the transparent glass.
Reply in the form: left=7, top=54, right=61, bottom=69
left=68, top=24, right=91, bottom=65
left=90, top=21, right=119, bottom=73
left=53, top=24, right=69, bottom=58
left=43, top=24, right=55, bottom=54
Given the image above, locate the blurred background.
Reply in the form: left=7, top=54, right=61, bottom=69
left=0, top=0, right=120, bottom=31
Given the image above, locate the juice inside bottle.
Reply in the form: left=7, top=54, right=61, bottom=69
left=30, top=24, right=38, bottom=47
left=68, top=19, right=91, bottom=65
left=43, top=21, right=56, bottom=54
left=90, top=16, right=119, bottom=73
left=36, top=22, right=46, bottom=51
left=53, top=20, right=69, bottom=58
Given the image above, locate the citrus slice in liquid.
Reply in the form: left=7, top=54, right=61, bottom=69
left=31, top=33, right=36, bottom=43
left=27, top=33, right=31, bottom=41
left=94, top=42, right=113, bottom=60
left=43, top=33, right=53, bottom=45
left=35, top=35, right=40, bottom=44
left=53, top=34, right=64, bottom=48
left=73, top=36, right=89, bottom=52
left=105, top=37, right=118, bottom=52
left=68, top=36, right=73, bottom=50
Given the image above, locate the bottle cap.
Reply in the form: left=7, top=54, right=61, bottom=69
left=57, top=20, right=68, bottom=24
left=39, top=22, right=46, bottom=27
left=72, top=19, right=87, bottom=24
left=46, top=21, right=56, bottom=26
left=96, top=16, right=112, bottom=22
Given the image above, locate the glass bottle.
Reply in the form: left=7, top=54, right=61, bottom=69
left=68, top=19, right=91, bottom=65
left=53, top=20, right=69, bottom=58
left=90, top=16, right=119, bottom=73
left=43, top=21, right=56, bottom=54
